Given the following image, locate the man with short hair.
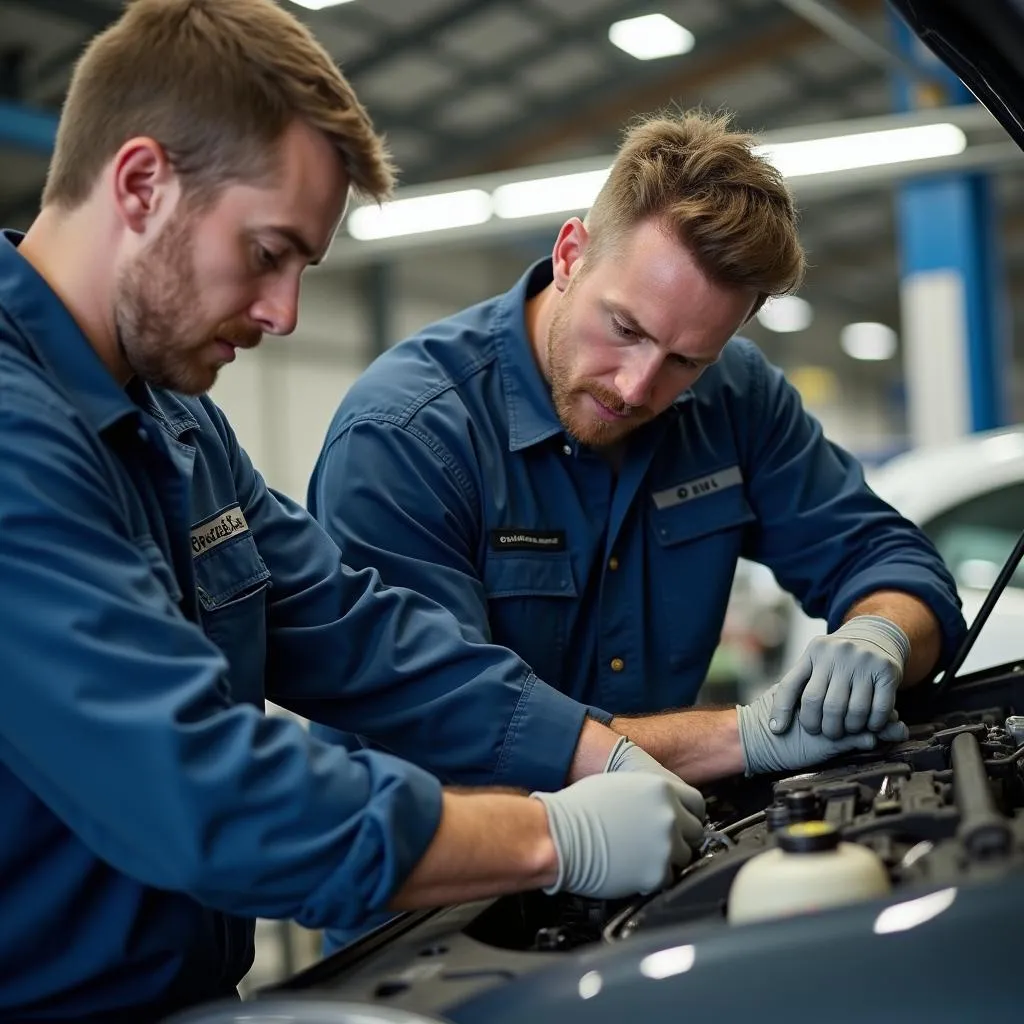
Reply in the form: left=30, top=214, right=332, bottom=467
left=308, top=112, right=966, bottom=950
left=0, top=2, right=720, bottom=1019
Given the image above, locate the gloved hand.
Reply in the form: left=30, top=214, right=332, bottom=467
left=769, top=615, right=911, bottom=739
left=604, top=736, right=706, bottom=821
left=531, top=771, right=704, bottom=899
left=738, top=682, right=909, bottom=776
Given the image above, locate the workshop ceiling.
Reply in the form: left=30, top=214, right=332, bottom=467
left=2, top=0, right=1023, bottom=389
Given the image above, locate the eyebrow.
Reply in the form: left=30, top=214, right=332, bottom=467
left=606, top=302, right=719, bottom=367
left=266, top=226, right=324, bottom=266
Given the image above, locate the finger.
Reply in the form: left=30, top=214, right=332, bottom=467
left=843, top=670, right=875, bottom=736
left=673, top=817, right=698, bottom=866
left=798, top=658, right=836, bottom=736
left=769, top=655, right=813, bottom=733
left=831, top=731, right=879, bottom=755
left=674, top=804, right=706, bottom=850
left=667, top=778, right=706, bottom=821
left=878, top=719, right=909, bottom=743
left=867, top=669, right=900, bottom=733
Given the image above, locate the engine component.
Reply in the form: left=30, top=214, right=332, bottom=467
left=726, top=820, right=890, bottom=924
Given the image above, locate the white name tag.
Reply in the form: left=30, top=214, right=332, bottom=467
left=651, top=466, right=743, bottom=510
left=190, top=506, right=249, bottom=556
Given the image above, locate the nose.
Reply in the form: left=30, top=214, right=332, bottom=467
left=614, top=347, right=663, bottom=408
left=250, top=276, right=301, bottom=336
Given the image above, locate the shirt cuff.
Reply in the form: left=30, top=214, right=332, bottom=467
left=492, top=673, right=590, bottom=792
left=829, top=564, right=967, bottom=670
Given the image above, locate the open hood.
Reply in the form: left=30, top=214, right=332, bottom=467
left=892, top=0, right=1024, bottom=150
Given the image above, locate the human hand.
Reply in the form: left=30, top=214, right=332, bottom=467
left=531, top=770, right=705, bottom=899
left=738, top=681, right=909, bottom=776
left=769, top=615, right=910, bottom=739
left=604, top=736, right=706, bottom=820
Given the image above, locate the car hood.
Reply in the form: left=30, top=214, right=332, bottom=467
left=892, top=0, right=1024, bottom=149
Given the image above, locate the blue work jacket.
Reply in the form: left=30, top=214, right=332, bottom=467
left=0, top=234, right=588, bottom=1020
left=309, top=259, right=966, bottom=719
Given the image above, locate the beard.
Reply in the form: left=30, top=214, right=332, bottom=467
left=546, top=294, right=652, bottom=448
left=113, top=209, right=260, bottom=395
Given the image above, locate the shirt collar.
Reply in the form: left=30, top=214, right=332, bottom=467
left=0, top=229, right=139, bottom=434
left=491, top=259, right=566, bottom=452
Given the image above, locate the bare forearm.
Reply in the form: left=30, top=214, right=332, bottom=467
left=846, top=590, right=941, bottom=685
left=566, top=716, right=621, bottom=783
left=609, top=707, right=743, bottom=785
left=390, top=791, right=557, bottom=909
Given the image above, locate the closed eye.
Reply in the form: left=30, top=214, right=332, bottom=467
left=611, top=316, right=639, bottom=340
left=256, top=246, right=281, bottom=272
left=668, top=353, right=701, bottom=370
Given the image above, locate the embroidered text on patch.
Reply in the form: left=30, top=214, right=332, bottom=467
left=651, top=466, right=743, bottom=510
left=190, top=507, right=249, bottom=556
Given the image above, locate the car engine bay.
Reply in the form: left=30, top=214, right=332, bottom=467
left=264, top=660, right=1024, bottom=1022
left=460, top=702, right=1024, bottom=954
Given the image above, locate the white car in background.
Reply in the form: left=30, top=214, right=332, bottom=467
left=781, top=426, right=1024, bottom=678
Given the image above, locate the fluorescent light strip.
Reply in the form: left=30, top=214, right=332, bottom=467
left=347, top=122, right=970, bottom=239
left=347, top=189, right=492, bottom=240
left=289, top=0, right=355, bottom=10
left=492, top=169, right=610, bottom=220
left=757, top=123, right=966, bottom=178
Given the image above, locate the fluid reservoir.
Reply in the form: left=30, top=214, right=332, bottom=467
left=727, top=821, right=890, bottom=925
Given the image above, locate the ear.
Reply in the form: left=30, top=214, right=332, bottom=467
left=551, top=217, right=589, bottom=293
left=110, top=137, right=178, bottom=235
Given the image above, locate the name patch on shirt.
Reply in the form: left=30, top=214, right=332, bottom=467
left=489, top=529, right=566, bottom=552
left=651, top=466, right=743, bottom=510
left=190, top=506, right=250, bottom=556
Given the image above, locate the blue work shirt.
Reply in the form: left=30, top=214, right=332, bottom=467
left=309, top=259, right=966, bottom=719
left=0, top=234, right=589, bottom=1021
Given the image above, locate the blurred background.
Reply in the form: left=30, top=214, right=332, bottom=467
left=4, top=0, right=1024, bottom=993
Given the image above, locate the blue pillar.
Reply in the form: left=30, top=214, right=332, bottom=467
left=0, top=100, right=58, bottom=153
left=890, top=13, right=1009, bottom=444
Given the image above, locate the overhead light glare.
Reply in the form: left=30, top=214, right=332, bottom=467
left=609, top=14, right=695, bottom=60
left=756, top=295, right=813, bottom=333
left=493, top=169, right=610, bottom=220
left=757, top=123, right=966, bottom=178
left=347, top=189, right=492, bottom=240
left=639, top=944, right=696, bottom=980
left=289, top=0, right=355, bottom=10
left=841, top=321, right=897, bottom=361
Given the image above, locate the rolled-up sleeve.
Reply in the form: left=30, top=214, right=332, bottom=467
left=0, top=388, right=441, bottom=931
left=736, top=341, right=966, bottom=667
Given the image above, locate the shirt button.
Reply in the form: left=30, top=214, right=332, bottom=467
left=137, top=427, right=149, bottom=443
left=610, top=657, right=625, bottom=672
left=608, top=556, right=620, bottom=571
left=562, top=444, right=572, bottom=456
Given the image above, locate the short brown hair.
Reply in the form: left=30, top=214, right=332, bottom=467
left=585, top=110, right=805, bottom=309
left=43, top=0, right=394, bottom=209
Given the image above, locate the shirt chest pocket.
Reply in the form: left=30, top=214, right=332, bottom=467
left=194, top=533, right=272, bottom=708
left=483, top=551, right=577, bottom=688
left=650, top=483, right=757, bottom=668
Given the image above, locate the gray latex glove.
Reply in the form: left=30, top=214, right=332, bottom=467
left=531, top=771, right=703, bottom=898
left=739, top=681, right=909, bottom=776
left=769, top=615, right=911, bottom=739
left=604, top=736, right=707, bottom=821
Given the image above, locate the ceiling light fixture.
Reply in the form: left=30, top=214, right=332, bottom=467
left=756, top=296, right=814, bottom=333
left=608, top=14, right=695, bottom=60
left=347, top=189, right=492, bottom=240
left=289, top=0, right=355, bottom=10
left=492, top=169, right=610, bottom=220
left=757, top=123, right=966, bottom=178
left=840, top=321, right=898, bottom=360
